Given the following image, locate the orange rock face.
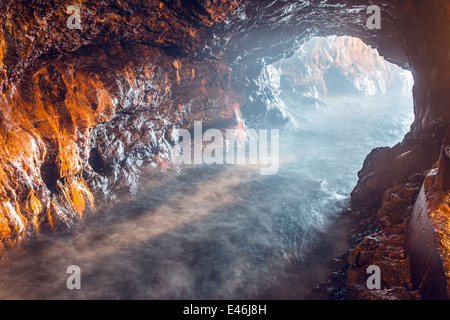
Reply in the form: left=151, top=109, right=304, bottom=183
left=0, top=0, right=240, bottom=251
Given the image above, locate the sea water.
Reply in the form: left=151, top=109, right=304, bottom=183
left=0, top=89, right=413, bottom=299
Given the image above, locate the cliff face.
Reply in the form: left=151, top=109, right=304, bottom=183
left=0, top=0, right=449, bottom=299
left=273, top=36, right=413, bottom=97
left=253, top=35, right=413, bottom=126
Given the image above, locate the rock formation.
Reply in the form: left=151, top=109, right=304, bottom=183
left=0, top=0, right=449, bottom=299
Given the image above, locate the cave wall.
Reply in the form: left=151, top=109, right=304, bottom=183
left=0, top=0, right=449, bottom=299
left=404, top=129, right=450, bottom=300
left=0, top=0, right=240, bottom=248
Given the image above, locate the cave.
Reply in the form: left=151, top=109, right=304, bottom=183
left=0, top=0, right=449, bottom=301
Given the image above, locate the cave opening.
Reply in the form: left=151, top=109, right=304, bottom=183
left=218, top=34, right=416, bottom=298
left=249, top=35, right=415, bottom=205
left=0, top=32, right=417, bottom=300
